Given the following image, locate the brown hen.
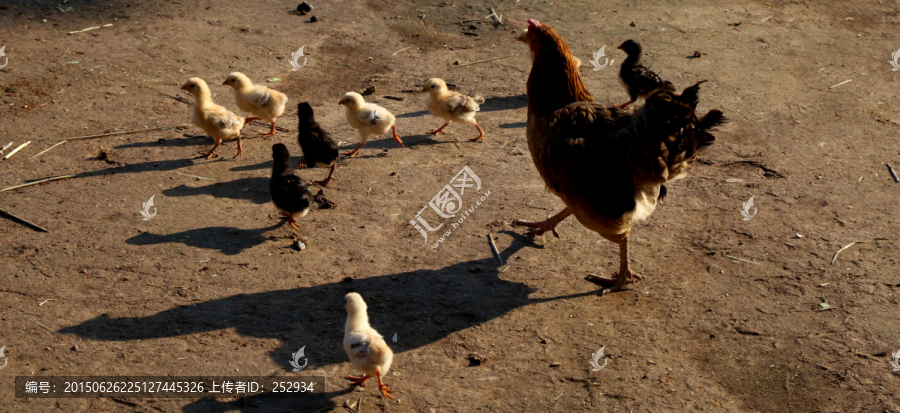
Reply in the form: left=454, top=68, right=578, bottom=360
left=514, top=19, right=726, bottom=293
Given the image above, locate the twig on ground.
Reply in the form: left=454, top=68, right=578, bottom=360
left=68, top=23, right=113, bottom=35
left=456, top=53, right=518, bottom=68
left=887, top=163, right=899, bottom=183
left=176, top=172, right=214, bottom=181
left=726, top=255, right=762, bottom=265
left=2, top=141, right=31, bottom=160
left=66, top=126, right=182, bottom=141
left=30, top=141, right=69, bottom=160
left=487, top=234, right=504, bottom=266
left=0, top=142, right=13, bottom=156
left=391, top=47, right=411, bottom=56
left=489, top=6, right=502, bottom=24
left=829, top=79, right=852, bottom=89
left=38, top=298, right=54, bottom=306
left=0, top=207, right=48, bottom=232
left=1, top=175, right=78, bottom=193
left=831, top=239, right=889, bottom=264
left=25, top=317, right=57, bottom=334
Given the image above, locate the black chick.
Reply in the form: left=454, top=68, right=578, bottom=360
left=271, top=143, right=313, bottom=232
left=296, top=102, right=340, bottom=186
left=616, top=39, right=664, bottom=109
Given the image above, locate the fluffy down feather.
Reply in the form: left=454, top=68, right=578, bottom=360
left=181, top=77, right=245, bottom=159
left=339, top=92, right=403, bottom=157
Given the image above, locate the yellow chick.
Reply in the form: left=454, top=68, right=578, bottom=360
left=338, top=92, right=404, bottom=157
left=343, top=292, right=394, bottom=400
left=422, top=78, right=485, bottom=142
left=181, top=77, right=246, bottom=159
left=223, top=72, right=288, bottom=137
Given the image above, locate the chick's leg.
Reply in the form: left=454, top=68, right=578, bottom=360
left=513, top=207, right=572, bottom=238
left=586, top=236, right=644, bottom=293
left=469, top=121, right=485, bottom=142
left=342, top=143, right=364, bottom=157
left=391, top=124, right=404, bottom=147
left=614, top=100, right=634, bottom=109
left=314, top=165, right=337, bottom=186
left=346, top=374, right=370, bottom=386
left=375, top=367, right=394, bottom=400
left=428, top=121, right=450, bottom=135
left=232, top=135, right=243, bottom=159
left=196, top=140, right=221, bottom=159
left=260, top=122, right=277, bottom=137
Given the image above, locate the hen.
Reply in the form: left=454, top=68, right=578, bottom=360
left=223, top=72, right=288, bottom=137
left=514, top=19, right=725, bottom=293
left=338, top=92, right=403, bottom=157
left=296, top=102, right=340, bottom=186
left=270, top=143, right=313, bottom=232
left=343, top=292, right=394, bottom=399
left=181, top=78, right=246, bottom=159
left=422, top=78, right=486, bottom=142
left=616, top=39, right=664, bottom=109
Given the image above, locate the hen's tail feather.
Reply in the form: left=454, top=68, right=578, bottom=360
left=675, top=80, right=708, bottom=110
left=695, top=109, right=727, bottom=149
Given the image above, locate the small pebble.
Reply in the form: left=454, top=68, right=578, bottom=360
left=295, top=241, right=306, bottom=251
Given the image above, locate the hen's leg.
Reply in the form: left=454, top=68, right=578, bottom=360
left=260, top=121, right=277, bottom=137
left=428, top=121, right=450, bottom=135
left=469, top=121, right=485, bottom=142
left=586, top=236, right=644, bottom=293
left=513, top=207, right=572, bottom=238
left=375, top=367, right=395, bottom=400
left=342, top=143, right=364, bottom=157
left=391, top=125, right=405, bottom=147
left=314, top=165, right=337, bottom=186
left=346, top=374, right=370, bottom=387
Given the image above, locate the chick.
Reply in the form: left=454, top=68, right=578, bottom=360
left=270, top=143, right=313, bottom=231
left=296, top=102, right=340, bottom=186
left=343, top=292, right=394, bottom=400
left=616, top=39, right=664, bottom=109
left=223, top=72, right=288, bottom=137
left=181, top=78, right=246, bottom=159
left=422, top=78, right=485, bottom=142
left=338, top=92, right=403, bottom=157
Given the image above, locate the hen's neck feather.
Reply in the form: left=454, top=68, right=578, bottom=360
left=527, top=33, right=592, bottom=116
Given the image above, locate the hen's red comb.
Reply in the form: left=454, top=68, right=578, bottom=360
left=527, top=19, right=541, bottom=28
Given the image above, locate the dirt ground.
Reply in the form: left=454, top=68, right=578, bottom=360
left=1, top=0, right=899, bottom=411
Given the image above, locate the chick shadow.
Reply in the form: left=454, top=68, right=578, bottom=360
left=500, top=122, right=527, bottom=129
left=125, top=224, right=280, bottom=255
left=162, top=177, right=271, bottom=204
left=113, top=135, right=209, bottom=150
left=60, top=231, right=597, bottom=412
left=479, top=94, right=527, bottom=113
left=395, top=110, right=430, bottom=119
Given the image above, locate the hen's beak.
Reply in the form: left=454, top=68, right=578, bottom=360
left=516, top=32, right=528, bottom=43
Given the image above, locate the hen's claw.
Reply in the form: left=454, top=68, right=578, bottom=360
left=512, top=219, right=561, bottom=238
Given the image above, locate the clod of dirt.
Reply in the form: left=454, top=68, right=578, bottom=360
left=309, top=16, right=318, bottom=23
left=549, top=362, right=561, bottom=367
left=70, top=345, right=79, bottom=351
left=360, top=86, right=375, bottom=96
left=297, top=1, right=312, bottom=13
left=629, top=22, right=636, bottom=27
left=467, top=353, right=487, bottom=366
left=96, top=147, right=118, bottom=164
left=294, top=241, right=306, bottom=251
left=315, top=189, right=336, bottom=209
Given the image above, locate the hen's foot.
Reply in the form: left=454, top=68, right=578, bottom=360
left=614, top=101, right=633, bottom=109
left=314, top=177, right=334, bottom=186
left=586, top=269, right=643, bottom=293
left=512, top=219, right=560, bottom=238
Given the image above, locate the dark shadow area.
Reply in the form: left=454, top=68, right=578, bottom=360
left=479, top=94, right=527, bottom=113
left=162, top=177, right=271, bottom=204
left=125, top=224, right=280, bottom=255
left=500, top=122, right=527, bottom=129
left=395, top=110, right=430, bottom=119
left=114, top=136, right=208, bottom=150
left=77, top=157, right=232, bottom=179
left=60, top=231, right=598, bottom=411
left=0, top=0, right=187, bottom=24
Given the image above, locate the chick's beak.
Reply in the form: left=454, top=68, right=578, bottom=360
left=222, top=80, right=228, bottom=85
left=180, top=85, right=190, bottom=91
left=421, top=86, right=428, bottom=92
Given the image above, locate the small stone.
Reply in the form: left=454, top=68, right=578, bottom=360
left=70, top=345, right=79, bottom=351
left=550, top=362, right=561, bottom=367
left=309, top=16, right=318, bottom=23
left=295, top=241, right=306, bottom=251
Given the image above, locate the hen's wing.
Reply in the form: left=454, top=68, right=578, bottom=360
left=440, top=93, right=481, bottom=116
left=540, top=102, right=637, bottom=219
